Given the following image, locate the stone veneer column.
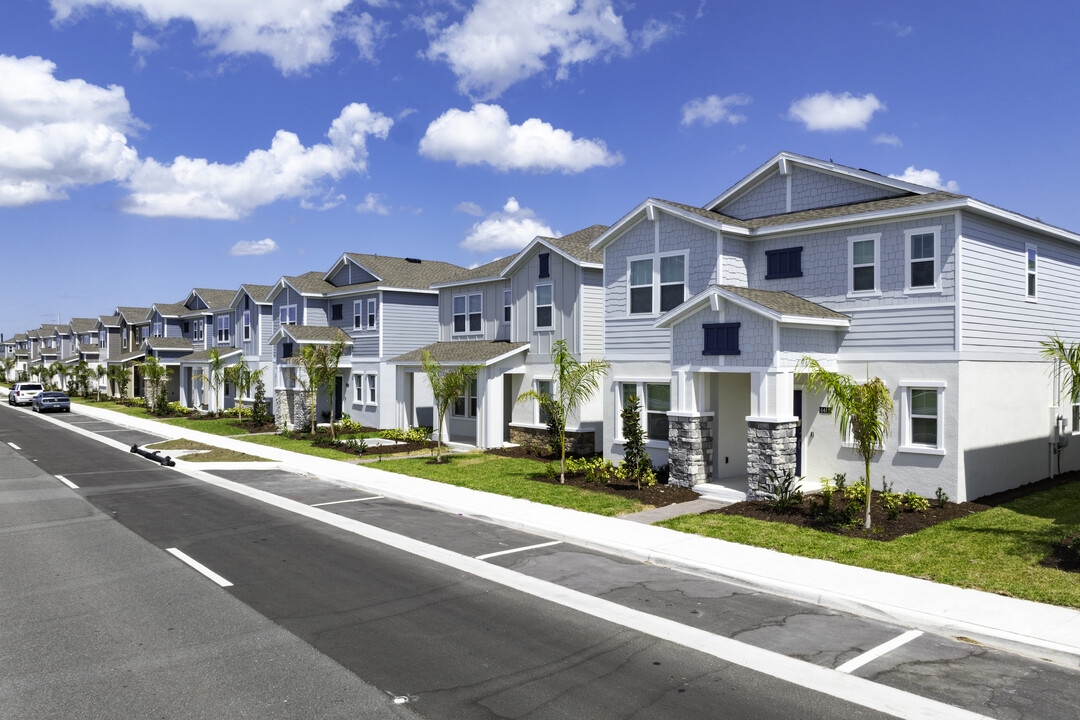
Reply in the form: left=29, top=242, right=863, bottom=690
left=668, top=414, right=714, bottom=488
left=746, top=420, right=798, bottom=499
left=273, top=389, right=310, bottom=431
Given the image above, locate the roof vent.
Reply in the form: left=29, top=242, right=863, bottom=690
left=406, top=257, right=422, bottom=263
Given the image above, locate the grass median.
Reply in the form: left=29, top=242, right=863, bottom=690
left=659, top=479, right=1080, bottom=608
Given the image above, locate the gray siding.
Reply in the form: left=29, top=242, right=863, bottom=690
left=671, top=304, right=773, bottom=368
left=382, top=292, right=439, bottom=358
left=961, top=213, right=1080, bottom=350
left=258, top=306, right=273, bottom=360
left=779, top=327, right=841, bottom=355
left=271, top=286, right=301, bottom=337
left=789, top=166, right=901, bottom=212
left=722, top=236, right=749, bottom=286
left=840, top=305, right=954, bottom=352
left=603, top=217, right=669, bottom=360
left=304, top=298, right=328, bottom=326
left=581, top=268, right=604, bottom=356
left=439, top=282, right=506, bottom=342
left=718, top=169, right=787, bottom=219
left=329, top=260, right=377, bottom=287
left=509, top=248, right=580, bottom=356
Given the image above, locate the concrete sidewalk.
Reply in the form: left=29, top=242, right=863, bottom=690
left=60, top=402, right=1080, bottom=668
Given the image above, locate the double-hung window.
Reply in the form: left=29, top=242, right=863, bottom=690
left=905, top=227, right=939, bottom=292
left=280, top=305, right=297, bottom=326
left=99, top=329, right=107, bottom=349
left=629, top=258, right=654, bottom=314
left=453, top=293, right=482, bottom=334
left=216, top=315, right=230, bottom=344
left=659, top=255, right=686, bottom=311
left=367, top=374, right=377, bottom=405
left=849, top=234, right=880, bottom=295
left=152, top=321, right=163, bottom=338
left=503, top=289, right=512, bottom=324
left=354, top=374, right=363, bottom=402
left=536, top=379, right=553, bottom=424
left=535, top=283, right=553, bottom=329
left=1026, top=243, right=1037, bottom=300
left=618, top=381, right=670, bottom=442
left=367, top=299, right=377, bottom=329
left=453, top=378, right=478, bottom=417
left=353, top=301, right=363, bottom=329
left=242, top=311, right=251, bottom=341
left=628, top=253, right=686, bottom=315
left=899, top=382, right=945, bottom=454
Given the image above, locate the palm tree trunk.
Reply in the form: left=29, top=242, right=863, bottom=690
left=863, top=458, right=872, bottom=529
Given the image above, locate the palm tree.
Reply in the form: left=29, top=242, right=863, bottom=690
left=798, top=357, right=894, bottom=529
left=421, top=350, right=479, bottom=462
left=195, top=348, right=228, bottom=414
left=94, top=364, right=108, bottom=401
left=0, top=357, right=14, bottom=383
left=1040, top=334, right=1080, bottom=407
left=294, top=339, right=347, bottom=438
left=516, top=339, right=610, bottom=483
left=224, top=358, right=263, bottom=422
left=138, top=356, right=170, bottom=414
left=47, top=361, right=66, bottom=391
left=73, top=359, right=90, bottom=396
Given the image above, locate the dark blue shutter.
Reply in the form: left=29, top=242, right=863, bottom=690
left=703, top=322, right=740, bottom=355
left=539, top=252, right=550, bottom=278
left=765, top=247, right=803, bottom=279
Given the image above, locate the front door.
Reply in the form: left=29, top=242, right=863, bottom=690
left=793, top=389, right=803, bottom=476
left=333, top=376, right=343, bottom=421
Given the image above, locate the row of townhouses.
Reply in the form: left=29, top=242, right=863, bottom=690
left=4, top=152, right=1079, bottom=503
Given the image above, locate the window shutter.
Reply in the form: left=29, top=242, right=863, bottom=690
left=702, top=322, right=740, bottom=355
left=539, top=253, right=550, bottom=279
left=765, top=247, right=803, bottom=280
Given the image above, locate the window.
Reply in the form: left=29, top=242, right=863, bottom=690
left=534, top=379, right=553, bottom=424
left=618, top=381, right=670, bottom=442
left=539, top=252, right=550, bottom=279
left=367, top=299, right=377, bottom=330
left=1026, top=243, right=1037, bottom=300
left=900, top=382, right=945, bottom=454
left=183, top=321, right=190, bottom=334
left=535, top=283, right=553, bottom=329
left=367, top=374, right=377, bottom=405
left=703, top=322, right=740, bottom=355
left=453, top=378, right=478, bottom=417
left=331, top=304, right=343, bottom=321
left=282, top=342, right=294, bottom=359
left=194, top=319, right=204, bottom=342
left=765, top=247, right=803, bottom=280
left=354, top=374, right=363, bottom=402
left=629, top=258, right=653, bottom=314
left=242, top=311, right=251, bottom=341
left=503, top=289, right=512, bottom=324
left=901, top=226, right=942, bottom=292
left=354, top=301, right=363, bottom=329
left=453, top=293, right=482, bottom=334
left=152, top=321, right=163, bottom=338
left=99, top=329, right=107, bottom=349
left=216, top=315, right=230, bottom=344
left=660, top=255, right=685, bottom=311
left=280, top=305, right=297, bottom=325
left=849, top=234, right=880, bottom=295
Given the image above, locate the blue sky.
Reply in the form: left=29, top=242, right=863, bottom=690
left=3, top=0, right=1079, bottom=337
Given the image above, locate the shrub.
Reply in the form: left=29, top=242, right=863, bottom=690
left=564, top=456, right=614, bottom=484
left=831, top=472, right=848, bottom=492
left=616, top=462, right=656, bottom=487
left=131, top=397, right=147, bottom=408
left=935, top=487, right=950, bottom=508
left=618, top=394, right=651, bottom=489
left=251, top=375, right=271, bottom=426
left=844, top=477, right=869, bottom=507
left=879, top=479, right=902, bottom=521
left=903, top=491, right=930, bottom=513
left=763, top=468, right=804, bottom=513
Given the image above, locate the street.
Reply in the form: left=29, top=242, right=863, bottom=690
left=1, top=403, right=1077, bottom=719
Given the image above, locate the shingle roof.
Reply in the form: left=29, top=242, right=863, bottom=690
left=152, top=302, right=189, bottom=317
left=390, top=340, right=529, bottom=364
left=178, top=348, right=243, bottom=364
left=540, top=224, right=608, bottom=264
left=718, top=286, right=849, bottom=320
left=341, top=254, right=465, bottom=289
left=117, top=307, right=151, bottom=323
left=146, top=337, right=194, bottom=350
left=279, top=325, right=353, bottom=343
left=39, top=324, right=62, bottom=335
left=26, top=330, right=40, bottom=338
left=98, top=315, right=121, bottom=327
left=114, top=350, right=145, bottom=363
left=283, top=272, right=336, bottom=295
left=13, top=333, right=27, bottom=342
left=68, top=318, right=98, bottom=333
left=192, top=288, right=237, bottom=310
left=239, top=284, right=275, bottom=303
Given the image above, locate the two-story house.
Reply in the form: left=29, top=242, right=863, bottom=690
left=174, top=288, right=245, bottom=411
left=390, top=225, right=608, bottom=449
left=591, top=151, right=1080, bottom=503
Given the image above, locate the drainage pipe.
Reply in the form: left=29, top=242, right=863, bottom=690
left=130, top=444, right=175, bottom=467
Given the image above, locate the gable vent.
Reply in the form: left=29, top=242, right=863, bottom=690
left=406, top=257, right=422, bottom=263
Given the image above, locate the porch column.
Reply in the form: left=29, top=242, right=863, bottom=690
left=482, top=370, right=503, bottom=450
left=745, top=370, right=798, bottom=499
left=668, top=411, right=714, bottom=487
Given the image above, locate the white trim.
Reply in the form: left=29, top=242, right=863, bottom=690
left=903, top=225, right=941, bottom=294
left=627, top=250, right=688, bottom=317
left=452, top=292, right=483, bottom=336
left=535, top=282, right=554, bottom=330
left=1025, top=242, right=1038, bottom=302
left=655, top=285, right=849, bottom=330
left=955, top=211, right=964, bottom=353
left=898, top=382, right=946, bottom=455
left=847, top=233, right=881, bottom=298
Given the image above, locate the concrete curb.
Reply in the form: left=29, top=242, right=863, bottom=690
left=67, top=402, right=1080, bottom=668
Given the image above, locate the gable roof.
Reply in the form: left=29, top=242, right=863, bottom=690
left=269, top=324, right=353, bottom=346
left=336, top=254, right=465, bottom=290
left=150, top=302, right=189, bottom=318
left=189, top=288, right=238, bottom=311
left=389, top=340, right=529, bottom=366
left=116, top=307, right=151, bottom=323
left=97, top=315, right=121, bottom=328
left=145, top=337, right=194, bottom=351
left=232, top=283, right=275, bottom=307
left=655, top=285, right=850, bottom=330
left=497, top=224, right=608, bottom=278
left=68, top=318, right=98, bottom=333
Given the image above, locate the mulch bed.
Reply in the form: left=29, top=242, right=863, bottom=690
left=709, top=491, right=989, bottom=542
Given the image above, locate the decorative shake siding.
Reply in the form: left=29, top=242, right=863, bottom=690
left=788, top=166, right=901, bottom=213
left=328, top=262, right=377, bottom=286
left=719, top=170, right=788, bottom=219
left=670, top=305, right=773, bottom=368
left=382, top=293, right=439, bottom=358
left=961, top=214, right=1080, bottom=350
left=604, top=217, right=670, bottom=360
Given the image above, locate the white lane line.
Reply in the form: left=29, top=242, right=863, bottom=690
left=7, top=442, right=20, bottom=450
left=55, top=475, right=79, bottom=489
left=166, top=548, right=234, bottom=587
left=476, top=541, right=562, bottom=560
left=837, top=630, right=924, bottom=674
left=311, top=495, right=384, bottom=507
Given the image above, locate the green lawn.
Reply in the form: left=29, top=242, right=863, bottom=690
left=160, top=415, right=263, bottom=436
left=377, top=453, right=646, bottom=517
left=237, top=432, right=362, bottom=461
left=145, top=438, right=269, bottom=463
left=659, top=481, right=1080, bottom=608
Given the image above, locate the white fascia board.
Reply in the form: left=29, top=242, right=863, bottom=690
left=431, top=275, right=504, bottom=290
left=499, top=237, right=587, bottom=277
left=749, top=199, right=968, bottom=237
left=325, top=285, right=437, bottom=297
left=322, top=252, right=352, bottom=282
left=654, top=285, right=847, bottom=330
left=778, top=316, right=849, bottom=329
left=591, top=199, right=750, bottom=253
left=963, top=199, right=1080, bottom=246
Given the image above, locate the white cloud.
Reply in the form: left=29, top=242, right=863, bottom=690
left=633, top=17, right=677, bottom=50
left=461, top=196, right=555, bottom=252
left=787, top=91, right=885, bottom=131
left=0, top=54, right=140, bottom=206
left=873, top=133, right=903, bottom=147
left=50, top=0, right=357, bottom=74
left=681, top=93, right=751, bottom=127
left=344, top=12, right=389, bottom=61
left=424, top=0, right=631, bottom=99
left=419, top=103, right=622, bottom=173
left=875, top=20, right=913, bottom=37
left=356, top=192, right=389, bottom=214
left=453, top=200, right=485, bottom=216
left=889, top=166, right=959, bottom=192
left=123, top=102, right=393, bottom=219
left=229, top=238, right=279, bottom=256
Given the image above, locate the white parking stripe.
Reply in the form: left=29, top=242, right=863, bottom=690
left=7, top=442, right=20, bottom=450
left=166, top=548, right=234, bottom=587
left=476, top=541, right=562, bottom=560
left=55, top=475, right=79, bottom=489
left=310, top=495, right=384, bottom=507
left=837, top=630, right=924, bottom=674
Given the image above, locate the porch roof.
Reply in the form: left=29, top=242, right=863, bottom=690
left=178, top=348, right=243, bottom=365
left=113, top=350, right=145, bottom=363
left=656, top=285, right=850, bottom=329
left=146, top=337, right=194, bottom=351
left=389, top=340, right=529, bottom=366
left=269, top=325, right=353, bottom=346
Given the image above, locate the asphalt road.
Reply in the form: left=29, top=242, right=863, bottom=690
left=2, top=403, right=1077, bottom=719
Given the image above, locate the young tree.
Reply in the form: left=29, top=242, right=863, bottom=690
left=108, top=364, right=130, bottom=401
left=47, top=361, right=66, bottom=391
left=1, top=357, right=14, bottom=383
left=421, top=350, right=479, bottom=462
left=224, top=358, right=264, bottom=422
left=251, top=373, right=271, bottom=427
left=196, top=348, right=228, bottom=414
left=138, top=356, right=170, bottom=415
left=295, top=339, right=347, bottom=438
left=799, top=357, right=894, bottom=529
left=619, top=394, right=651, bottom=489
left=516, top=339, right=610, bottom=483
left=1040, top=334, right=1080, bottom=409
left=94, top=364, right=108, bottom=401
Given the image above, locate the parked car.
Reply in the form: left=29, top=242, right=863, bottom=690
left=8, top=382, right=44, bottom=406
left=32, top=391, right=71, bottom=413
